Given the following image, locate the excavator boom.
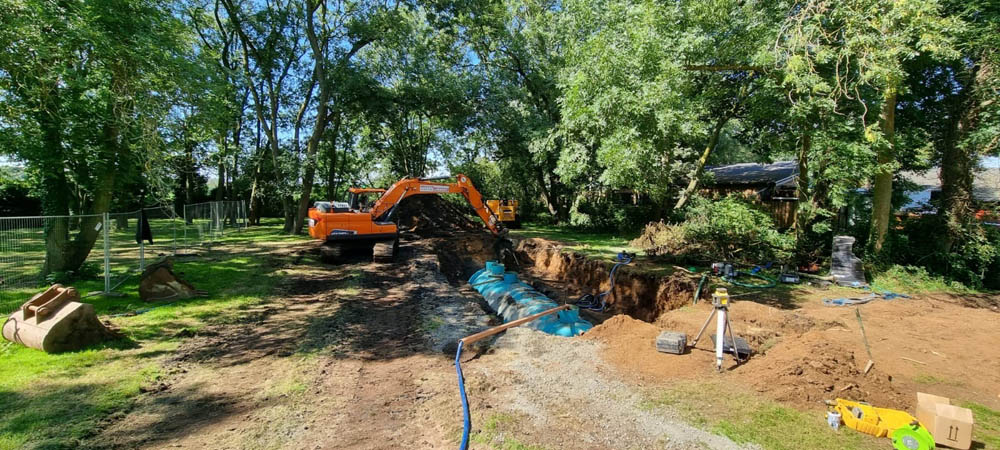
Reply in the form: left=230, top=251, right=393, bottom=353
left=369, top=174, right=504, bottom=235
left=307, top=174, right=505, bottom=262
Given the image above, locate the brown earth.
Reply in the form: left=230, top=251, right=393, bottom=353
left=85, top=224, right=1000, bottom=449
left=516, top=238, right=696, bottom=321
left=509, top=233, right=1000, bottom=412
left=92, top=242, right=462, bottom=449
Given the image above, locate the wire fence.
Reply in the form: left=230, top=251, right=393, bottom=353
left=183, top=200, right=248, bottom=251
left=0, top=201, right=246, bottom=315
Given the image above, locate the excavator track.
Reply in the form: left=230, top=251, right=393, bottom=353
left=320, top=243, right=344, bottom=264
left=372, top=239, right=399, bottom=263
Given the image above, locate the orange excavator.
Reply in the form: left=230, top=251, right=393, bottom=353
left=307, top=174, right=506, bottom=262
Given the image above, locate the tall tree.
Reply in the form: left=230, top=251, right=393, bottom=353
left=290, top=0, right=383, bottom=234
left=778, top=0, right=959, bottom=256
left=220, top=0, right=304, bottom=232
left=0, top=0, right=190, bottom=274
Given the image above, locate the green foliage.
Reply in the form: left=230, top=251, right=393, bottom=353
left=567, top=194, right=656, bottom=233
left=633, top=196, right=795, bottom=264
left=887, top=218, right=1000, bottom=289
left=0, top=167, right=41, bottom=216
left=44, top=262, right=102, bottom=285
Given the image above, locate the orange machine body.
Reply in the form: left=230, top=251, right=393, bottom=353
left=308, top=174, right=503, bottom=245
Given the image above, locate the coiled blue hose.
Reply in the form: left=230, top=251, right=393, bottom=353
left=456, top=340, right=471, bottom=450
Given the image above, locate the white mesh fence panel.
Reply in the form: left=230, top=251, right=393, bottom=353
left=0, top=203, right=239, bottom=311
left=0, top=214, right=106, bottom=315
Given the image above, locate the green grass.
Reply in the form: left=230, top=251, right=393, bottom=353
left=870, top=265, right=978, bottom=295
left=511, top=224, right=640, bottom=260
left=470, top=413, right=546, bottom=450
left=643, top=381, right=884, bottom=450
left=0, top=220, right=307, bottom=449
left=962, top=402, right=1000, bottom=449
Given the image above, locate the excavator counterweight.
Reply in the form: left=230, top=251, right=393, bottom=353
left=308, top=174, right=505, bottom=263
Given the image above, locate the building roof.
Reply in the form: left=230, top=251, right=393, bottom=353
left=901, top=166, right=1000, bottom=210
left=706, top=160, right=798, bottom=187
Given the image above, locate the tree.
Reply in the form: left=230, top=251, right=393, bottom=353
left=934, top=0, right=1000, bottom=252
left=458, top=0, right=573, bottom=220
left=0, top=0, right=191, bottom=274
left=777, top=0, right=960, bottom=256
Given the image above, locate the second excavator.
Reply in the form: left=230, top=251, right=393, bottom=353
left=307, top=174, right=506, bottom=262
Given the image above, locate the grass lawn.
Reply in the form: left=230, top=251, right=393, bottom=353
left=510, top=224, right=641, bottom=260
left=644, top=381, right=1000, bottom=449
left=0, top=220, right=307, bottom=450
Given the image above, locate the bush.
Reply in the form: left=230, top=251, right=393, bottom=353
left=568, top=195, right=657, bottom=232
left=45, top=262, right=102, bottom=284
left=889, top=217, right=1000, bottom=289
left=631, top=195, right=795, bottom=264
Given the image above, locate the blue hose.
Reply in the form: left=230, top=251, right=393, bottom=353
left=456, top=340, right=471, bottom=450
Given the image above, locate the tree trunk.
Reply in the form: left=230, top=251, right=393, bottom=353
left=536, top=172, right=560, bottom=218
left=216, top=157, right=226, bottom=201
left=326, top=137, right=346, bottom=201
left=43, top=92, right=122, bottom=274
left=674, top=116, right=728, bottom=210
left=939, top=62, right=992, bottom=253
left=248, top=119, right=262, bottom=225
left=869, top=87, right=897, bottom=255
left=38, top=96, right=72, bottom=276
left=794, top=133, right=811, bottom=236
left=293, top=112, right=340, bottom=234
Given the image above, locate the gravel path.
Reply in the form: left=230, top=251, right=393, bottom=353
left=470, top=327, right=757, bottom=450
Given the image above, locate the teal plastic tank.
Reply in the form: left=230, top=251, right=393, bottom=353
left=468, top=261, right=592, bottom=337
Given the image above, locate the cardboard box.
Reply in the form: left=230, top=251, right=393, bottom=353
left=916, top=392, right=974, bottom=450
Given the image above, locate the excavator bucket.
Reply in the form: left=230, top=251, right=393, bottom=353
left=139, top=257, right=207, bottom=302
left=2, top=284, right=116, bottom=353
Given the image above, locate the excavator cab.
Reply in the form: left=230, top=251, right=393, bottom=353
left=486, top=199, right=520, bottom=228
left=347, top=188, right=386, bottom=213
left=308, top=174, right=506, bottom=264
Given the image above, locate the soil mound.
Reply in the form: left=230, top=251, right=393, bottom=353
left=396, top=196, right=483, bottom=236
left=582, top=314, right=712, bottom=380
left=740, top=331, right=908, bottom=409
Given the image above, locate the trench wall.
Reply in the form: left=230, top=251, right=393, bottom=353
left=515, top=238, right=697, bottom=322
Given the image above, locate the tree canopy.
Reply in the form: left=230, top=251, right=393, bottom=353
left=1, top=0, right=998, bottom=282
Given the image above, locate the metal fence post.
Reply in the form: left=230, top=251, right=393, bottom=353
left=103, top=212, right=110, bottom=293
left=138, top=210, right=145, bottom=271
left=172, top=212, right=177, bottom=256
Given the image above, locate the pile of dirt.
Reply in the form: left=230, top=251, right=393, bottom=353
left=396, top=196, right=483, bottom=236
left=739, top=331, right=908, bottom=409
left=583, top=313, right=909, bottom=410
left=582, top=315, right=712, bottom=380
left=516, top=238, right=696, bottom=321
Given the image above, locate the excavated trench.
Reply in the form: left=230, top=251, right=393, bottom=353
left=430, top=233, right=698, bottom=325
left=513, top=238, right=698, bottom=323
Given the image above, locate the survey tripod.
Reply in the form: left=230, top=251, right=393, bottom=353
left=690, top=287, right=745, bottom=371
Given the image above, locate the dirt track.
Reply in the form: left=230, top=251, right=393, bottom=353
left=90, top=236, right=746, bottom=449
left=86, top=231, right=1000, bottom=449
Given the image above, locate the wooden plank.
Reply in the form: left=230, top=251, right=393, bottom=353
left=459, top=304, right=572, bottom=345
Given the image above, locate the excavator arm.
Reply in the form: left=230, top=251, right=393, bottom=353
left=370, top=174, right=506, bottom=236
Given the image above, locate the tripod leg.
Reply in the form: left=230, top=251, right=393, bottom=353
left=725, top=309, right=741, bottom=363
left=691, top=308, right=717, bottom=347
